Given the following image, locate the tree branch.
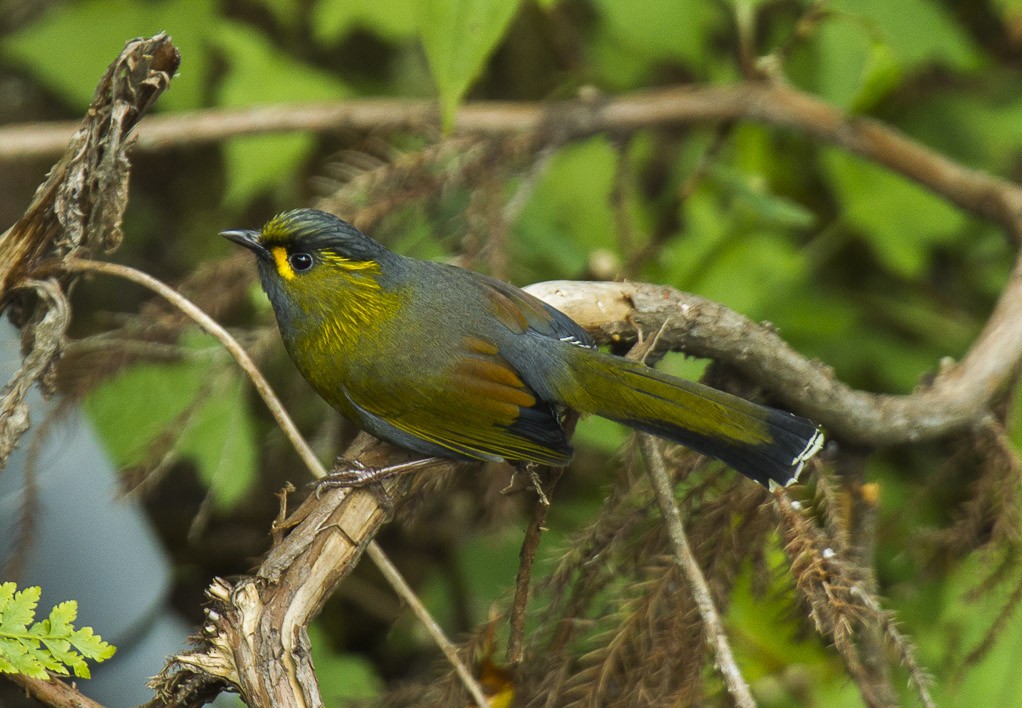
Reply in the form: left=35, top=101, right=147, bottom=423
left=0, top=34, right=178, bottom=473
left=638, top=435, right=756, bottom=708
left=6, top=673, right=106, bottom=708
left=5, top=82, right=1020, bottom=238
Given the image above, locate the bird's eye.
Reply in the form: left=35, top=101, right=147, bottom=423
left=288, top=252, right=314, bottom=273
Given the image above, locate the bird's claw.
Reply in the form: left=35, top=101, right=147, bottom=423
left=319, top=459, right=376, bottom=487
left=309, top=459, right=395, bottom=513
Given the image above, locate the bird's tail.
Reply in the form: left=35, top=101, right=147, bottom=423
left=561, top=349, right=823, bottom=488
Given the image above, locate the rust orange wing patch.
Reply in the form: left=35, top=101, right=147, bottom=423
left=355, top=336, right=571, bottom=465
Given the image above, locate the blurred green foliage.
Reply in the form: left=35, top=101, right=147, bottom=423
left=4, top=0, right=1022, bottom=704
left=82, top=332, right=257, bottom=510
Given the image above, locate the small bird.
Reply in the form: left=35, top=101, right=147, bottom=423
left=223, top=209, right=822, bottom=489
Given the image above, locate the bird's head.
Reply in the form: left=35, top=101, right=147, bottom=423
left=222, top=208, right=393, bottom=333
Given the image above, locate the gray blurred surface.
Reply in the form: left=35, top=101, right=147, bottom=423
left=0, top=319, right=192, bottom=705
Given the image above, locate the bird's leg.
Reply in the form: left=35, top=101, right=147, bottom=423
left=315, top=458, right=425, bottom=515
left=309, top=458, right=389, bottom=512
left=313, top=456, right=445, bottom=501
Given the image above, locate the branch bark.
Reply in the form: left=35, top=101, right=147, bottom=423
left=6, top=673, right=106, bottom=708
left=5, top=82, right=1021, bottom=238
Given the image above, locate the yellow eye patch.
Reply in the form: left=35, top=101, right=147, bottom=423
left=271, top=246, right=295, bottom=280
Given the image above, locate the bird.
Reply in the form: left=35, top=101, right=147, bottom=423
left=222, top=208, right=823, bottom=490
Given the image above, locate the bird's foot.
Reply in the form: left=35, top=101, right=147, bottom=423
left=312, top=456, right=446, bottom=510
left=312, top=458, right=395, bottom=513
left=319, top=458, right=391, bottom=488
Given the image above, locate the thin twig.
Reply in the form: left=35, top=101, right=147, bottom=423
left=849, top=586, right=936, bottom=708
left=366, top=543, right=489, bottom=708
left=65, top=258, right=324, bottom=476
left=637, top=434, right=756, bottom=708
left=506, top=467, right=562, bottom=667
left=63, top=258, right=487, bottom=707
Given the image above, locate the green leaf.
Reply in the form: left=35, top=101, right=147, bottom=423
left=0, top=584, right=114, bottom=679
left=512, top=138, right=625, bottom=282
left=588, top=0, right=725, bottom=87
left=178, top=376, right=258, bottom=509
left=649, top=189, right=729, bottom=291
left=84, top=333, right=258, bottom=510
left=693, top=231, right=806, bottom=319
left=993, top=0, right=1022, bottom=27
left=45, top=602, right=76, bottom=637
left=851, top=40, right=903, bottom=113
left=0, top=584, right=14, bottom=609
left=417, top=0, right=522, bottom=129
left=0, top=0, right=216, bottom=111
left=68, top=626, right=116, bottom=662
left=251, top=0, right=304, bottom=30
left=901, top=90, right=1022, bottom=174
left=708, top=164, right=816, bottom=230
left=573, top=416, right=628, bottom=456
left=313, top=0, right=420, bottom=44
left=215, top=20, right=351, bottom=206
left=84, top=359, right=207, bottom=468
left=812, top=0, right=981, bottom=109
left=0, top=585, right=38, bottom=633
left=310, top=623, right=384, bottom=701
left=820, top=147, right=968, bottom=278
left=592, top=0, right=722, bottom=66
left=835, top=0, right=980, bottom=71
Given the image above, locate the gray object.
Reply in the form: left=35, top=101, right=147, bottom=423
left=0, top=319, right=193, bottom=705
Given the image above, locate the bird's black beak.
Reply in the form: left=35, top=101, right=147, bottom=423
left=221, top=229, right=271, bottom=260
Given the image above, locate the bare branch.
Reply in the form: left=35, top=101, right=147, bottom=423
left=0, top=280, right=69, bottom=469
left=366, top=542, right=490, bottom=708
left=6, top=673, right=106, bottom=708
left=0, top=34, right=179, bottom=294
left=5, top=83, right=1020, bottom=240
left=637, top=435, right=756, bottom=708
left=506, top=468, right=562, bottom=668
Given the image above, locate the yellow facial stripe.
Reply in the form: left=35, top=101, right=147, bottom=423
left=271, top=246, right=295, bottom=281
left=321, top=251, right=381, bottom=274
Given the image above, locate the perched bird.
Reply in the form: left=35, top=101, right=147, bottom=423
left=223, top=209, right=822, bottom=489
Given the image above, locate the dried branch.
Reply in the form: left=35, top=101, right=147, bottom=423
left=0, top=280, right=69, bottom=467
left=637, top=435, right=755, bottom=708
left=0, top=35, right=178, bottom=474
left=774, top=492, right=934, bottom=708
left=6, top=82, right=1021, bottom=239
left=507, top=468, right=562, bottom=667
left=0, top=35, right=179, bottom=292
